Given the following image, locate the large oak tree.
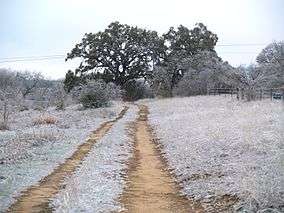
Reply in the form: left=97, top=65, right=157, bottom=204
left=66, top=22, right=165, bottom=87
left=163, top=23, right=218, bottom=58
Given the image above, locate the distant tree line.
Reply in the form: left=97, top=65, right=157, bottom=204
left=64, top=21, right=283, bottom=101
left=64, top=22, right=219, bottom=99
left=0, top=69, right=66, bottom=129
left=1, top=22, right=283, bottom=129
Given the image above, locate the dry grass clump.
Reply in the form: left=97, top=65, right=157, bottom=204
left=0, top=122, right=9, bottom=131
left=33, top=115, right=57, bottom=125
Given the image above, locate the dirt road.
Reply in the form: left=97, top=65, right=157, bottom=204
left=8, top=104, right=203, bottom=212
left=7, top=106, right=129, bottom=213
left=120, top=105, right=203, bottom=213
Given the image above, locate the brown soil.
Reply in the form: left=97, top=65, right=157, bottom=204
left=7, top=106, right=129, bottom=213
left=120, top=105, right=204, bottom=213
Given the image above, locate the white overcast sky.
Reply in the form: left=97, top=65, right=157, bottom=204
left=0, top=0, right=283, bottom=79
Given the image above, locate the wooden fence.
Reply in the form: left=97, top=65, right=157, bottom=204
left=208, top=87, right=284, bottom=101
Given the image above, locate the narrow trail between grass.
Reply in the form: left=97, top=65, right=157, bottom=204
left=7, top=106, right=129, bottom=213
left=120, top=105, right=203, bottom=213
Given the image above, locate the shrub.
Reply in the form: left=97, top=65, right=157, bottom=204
left=150, top=66, right=173, bottom=98
left=33, top=115, right=57, bottom=125
left=72, top=80, right=122, bottom=109
left=123, top=80, right=154, bottom=101
left=173, top=69, right=207, bottom=97
left=0, top=102, right=10, bottom=130
left=0, top=121, right=9, bottom=131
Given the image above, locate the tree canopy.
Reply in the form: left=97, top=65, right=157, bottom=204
left=65, top=22, right=219, bottom=93
left=256, top=41, right=284, bottom=65
left=154, top=23, right=219, bottom=89
left=163, top=23, right=218, bottom=58
left=66, top=22, right=165, bottom=87
left=254, top=41, right=284, bottom=88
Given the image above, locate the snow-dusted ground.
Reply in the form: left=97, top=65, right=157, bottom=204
left=51, top=105, right=137, bottom=212
left=143, top=96, right=283, bottom=212
left=0, top=102, right=124, bottom=212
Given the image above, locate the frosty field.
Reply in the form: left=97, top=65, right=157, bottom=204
left=0, top=96, right=283, bottom=212
left=144, top=96, right=283, bottom=212
left=0, top=102, right=124, bottom=212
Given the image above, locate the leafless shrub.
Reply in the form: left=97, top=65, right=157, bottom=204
left=0, top=122, right=9, bottom=131
left=33, top=115, right=57, bottom=125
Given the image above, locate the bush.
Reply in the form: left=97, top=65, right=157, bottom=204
left=33, top=115, right=57, bottom=125
left=150, top=66, right=173, bottom=98
left=123, top=80, right=154, bottom=101
left=173, top=70, right=207, bottom=97
left=0, top=122, right=9, bottom=131
left=73, top=80, right=121, bottom=109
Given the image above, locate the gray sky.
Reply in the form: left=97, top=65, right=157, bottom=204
left=0, top=0, right=283, bottom=79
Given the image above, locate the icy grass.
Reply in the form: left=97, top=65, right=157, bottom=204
left=51, top=105, right=138, bottom=212
left=144, top=96, right=283, bottom=212
left=0, top=102, right=124, bottom=212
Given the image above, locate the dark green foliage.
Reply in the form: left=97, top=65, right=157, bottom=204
left=122, top=80, right=153, bottom=101
left=74, top=80, right=121, bottom=109
left=64, top=22, right=219, bottom=99
left=66, top=22, right=166, bottom=87
left=160, top=23, right=219, bottom=91
left=64, top=70, right=81, bottom=92
left=80, top=93, right=109, bottom=108
left=164, top=23, right=218, bottom=58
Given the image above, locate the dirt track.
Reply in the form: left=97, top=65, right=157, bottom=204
left=120, top=105, right=203, bottom=213
left=7, top=106, right=129, bottom=213
left=8, top=104, right=204, bottom=212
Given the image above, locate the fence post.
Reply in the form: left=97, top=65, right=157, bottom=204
left=270, top=89, right=273, bottom=100
left=241, top=88, right=244, bottom=100
left=236, top=88, right=239, bottom=100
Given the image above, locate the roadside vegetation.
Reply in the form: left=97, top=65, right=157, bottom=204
left=0, top=21, right=283, bottom=212
left=144, top=96, right=283, bottom=212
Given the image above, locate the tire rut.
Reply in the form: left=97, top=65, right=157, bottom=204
left=120, top=105, right=204, bottom=213
left=7, top=106, right=129, bottom=213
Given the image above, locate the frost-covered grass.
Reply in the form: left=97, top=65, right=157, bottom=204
left=144, top=96, right=283, bottom=212
left=0, top=102, right=124, bottom=212
left=51, top=105, right=137, bottom=212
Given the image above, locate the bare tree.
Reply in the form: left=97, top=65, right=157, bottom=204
left=0, top=69, right=21, bottom=129
left=15, top=71, right=44, bottom=98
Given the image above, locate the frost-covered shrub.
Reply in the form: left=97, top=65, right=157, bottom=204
left=73, top=80, right=121, bottom=108
left=33, top=115, right=57, bottom=125
left=173, top=69, right=207, bottom=96
left=45, top=83, right=68, bottom=110
left=0, top=72, right=22, bottom=129
left=150, top=66, right=173, bottom=97
left=0, top=121, right=9, bottom=130
left=123, top=80, right=154, bottom=101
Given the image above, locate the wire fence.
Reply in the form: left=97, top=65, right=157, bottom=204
left=208, top=87, right=284, bottom=101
